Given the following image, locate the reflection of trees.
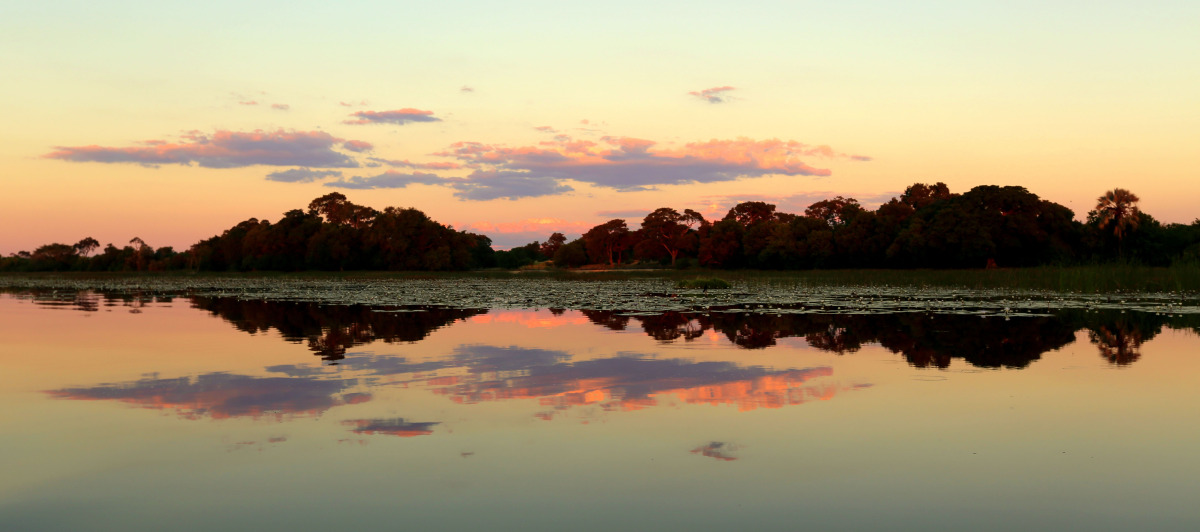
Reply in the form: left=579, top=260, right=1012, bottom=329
left=636, top=312, right=705, bottom=342
left=1071, top=311, right=1165, bottom=366
left=1088, top=325, right=1144, bottom=365
left=190, top=297, right=485, bottom=361
left=1, top=288, right=172, bottom=313
left=580, top=309, right=630, bottom=331
left=622, top=309, right=1085, bottom=369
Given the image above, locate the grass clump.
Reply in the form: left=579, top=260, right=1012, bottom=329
left=676, top=278, right=731, bottom=290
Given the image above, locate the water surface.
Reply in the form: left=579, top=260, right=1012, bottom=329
left=1, top=288, right=1197, bottom=531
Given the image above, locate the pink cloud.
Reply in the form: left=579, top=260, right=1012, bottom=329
left=271, top=103, right=290, bottom=110
left=239, top=100, right=259, bottom=106
left=344, top=108, right=441, bottom=125
left=342, top=140, right=373, bottom=153
left=44, top=129, right=363, bottom=168
left=436, top=135, right=869, bottom=191
left=689, top=86, right=736, bottom=104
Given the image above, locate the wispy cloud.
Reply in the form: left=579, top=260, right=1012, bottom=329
left=324, top=170, right=444, bottom=190
left=323, top=169, right=574, bottom=201
left=239, top=100, right=259, bottom=106
left=437, top=135, right=869, bottom=192
left=690, top=441, right=739, bottom=461
left=271, top=103, right=290, bottom=111
left=366, top=157, right=460, bottom=170
left=45, top=129, right=363, bottom=168
left=266, top=168, right=344, bottom=183
left=342, top=140, right=373, bottom=153
left=689, top=86, right=736, bottom=104
left=460, top=86, right=475, bottom=93
left=344, top=108, right=441, bottom=125
left=343, top=418, right=439, bottom=437
left=450, top=171, right=574, bottom=201
left=47, top=372, right=364, bottom=420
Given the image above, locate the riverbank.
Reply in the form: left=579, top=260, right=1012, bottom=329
left=3, top=264, right=1200, bottom=293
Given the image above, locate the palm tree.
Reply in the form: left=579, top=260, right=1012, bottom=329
left=1094, top=188, right=1141, bottom=240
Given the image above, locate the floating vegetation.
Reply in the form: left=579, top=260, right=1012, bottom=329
left=675, top=278, right=731, bottom=290
left=2, top=275, right=1199, bottom=321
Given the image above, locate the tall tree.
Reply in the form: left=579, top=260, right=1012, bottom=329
left=1092, top=188, right=1141, bottom=241
left=582, top=219, right=631, bottom=266
left=73, top=237, right=100, bottom=258
left=639, top=208, right=703, bottom=266
left=540, top=232, right=567, bottom=258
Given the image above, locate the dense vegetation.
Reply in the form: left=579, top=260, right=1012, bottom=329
left=4, top=184, right=1200, bottom=273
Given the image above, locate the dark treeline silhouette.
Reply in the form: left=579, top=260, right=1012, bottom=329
left=543, top=184, right=1200, bottom=270
left=5, top=185, right=1200, bottom=272
left=1, top=193, right=494, bottom=272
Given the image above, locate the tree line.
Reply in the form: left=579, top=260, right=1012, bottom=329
left=4, top=185, right=1200, bottom=273
left=530, top=184, right=1200, bottom=269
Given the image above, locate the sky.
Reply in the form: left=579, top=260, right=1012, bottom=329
left=2, top=0, right=1197, bottom=252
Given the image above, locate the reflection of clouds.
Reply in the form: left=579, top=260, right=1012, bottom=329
left=48, top=373, right=366, bottom=420
left=691, top=441, right=739, bottom=461
left=431, top=345, right=848, bottom=413
left=344, top=418, right=439, bottom=437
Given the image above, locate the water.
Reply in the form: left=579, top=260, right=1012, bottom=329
left=2, top=287, right=1198, bottom=531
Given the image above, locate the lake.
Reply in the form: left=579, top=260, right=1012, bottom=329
left=2, top=279, right=1198, bottom=531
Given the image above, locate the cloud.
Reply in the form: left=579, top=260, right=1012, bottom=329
left=323, top=169, right=574, bottom=201
left=690, top=441, right=739, bottom=461
left=689, top=86, right=737, bottom=104
left=47, top=372, right=365, bottom=420
left=450, top=171, right=574, bottom=201
left=344, top=418, right=439, bottom=437
left=366, top=157, right=461, bottom=170
left=266, top=168, right=345, bottom=183
left=460, top=86, right=475, bottom=93
left=45, top=129, right=363, bottom=168
left=342, top=140, right=373, bottom=153
left=437, top=135, right=869, bottom=192
left=239, top=100, right=259, bottom=106
left=430, top=344, right=840, bottom=413
left=344, top=108, right=441, bottom=125
left=271, top=103, right=290, bottom=111
left=324, top=170, right=445, bottom=190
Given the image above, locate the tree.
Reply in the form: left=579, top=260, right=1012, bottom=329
left=307, top=192, right=352, bottom=225
left=638, top=208, right=703, bottom=266
left=73, top=237, right=100, bottom=258
left=805, top=196, right=864, bottom=228
left=1091, top=188, right=1141, bottom=245
left=582, top=219, right=631, bottom=266
left=540, top=232, right=567, bottom=258
left=129, top=237, right=150, bottom=271
left=900, top=182, right=953, bottom=210
left=723, top=201, right=776, bottom=227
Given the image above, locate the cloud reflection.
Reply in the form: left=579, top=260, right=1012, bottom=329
left=48, top=373, right=366, bottom=420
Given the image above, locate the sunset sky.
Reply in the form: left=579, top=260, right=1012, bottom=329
left=2, top=1, right=1197, bottom=253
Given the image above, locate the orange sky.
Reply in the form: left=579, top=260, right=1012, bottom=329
left=2, top=1, right=1197, bottom=253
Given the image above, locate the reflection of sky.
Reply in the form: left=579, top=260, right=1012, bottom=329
left=9, top=297, right=1200, bottom=531
left=48, top=373, right=368, bottom=420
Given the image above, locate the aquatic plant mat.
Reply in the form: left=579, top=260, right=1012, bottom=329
left=3, top=273, right=1198, bottom=318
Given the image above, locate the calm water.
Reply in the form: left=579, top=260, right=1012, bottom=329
left=2, top=289, right=1198, bottom=531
